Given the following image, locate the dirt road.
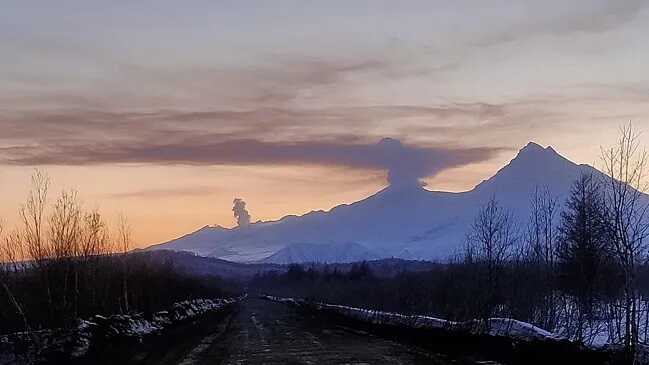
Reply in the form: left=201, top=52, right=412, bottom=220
left=174, top=297, right=452, bottom=364
left=86, top=298, right=482, bottom=365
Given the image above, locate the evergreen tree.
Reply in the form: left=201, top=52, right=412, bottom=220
left=557, top=173, right=608, bottom=341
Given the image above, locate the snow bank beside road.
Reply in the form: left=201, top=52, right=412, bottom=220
left=0, top=296, right=245, bottom=365
left=262, top=295, right=562, bottom=343
left=92, top=297, right=242, bottom=339
left=264, top=295, right=649, bottom=364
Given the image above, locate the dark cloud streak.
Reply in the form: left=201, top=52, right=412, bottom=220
left=0, top=103, right=512, bottom=186
left=0, top=135, right=505, bottom=187
left=0, top=103, right=508, bottom=142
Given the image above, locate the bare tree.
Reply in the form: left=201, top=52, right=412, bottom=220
left=18, top=170, right=56, bottom=317
left=117, top=214, right=132, bottom=313
left=600, top=123, right=649, bottom=362
left=20, top=170, right=50, bottom=264
left=79, top=210, right=110, bottom=312
left=117, top=213, right=132, bottom=254
left=528, top=186, right=559, bottom=267
left=526, top=186, right=559, bottom=330
left=0, top=221, right=30, bottom=332
left=466, top=196, right=518, bottom=325
left=46, top=190, right=82, bottom=319
left=49, top=190, right=82, bottom=260
left=81, top=210, right=110, bottom=258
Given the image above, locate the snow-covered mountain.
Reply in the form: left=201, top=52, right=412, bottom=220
left=262, top=242, right=381, bottom=264
left=148, top=142, right=599, bottom=263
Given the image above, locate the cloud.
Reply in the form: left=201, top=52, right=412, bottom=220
left=0, top=103, right=508, bottom=143
left=473, top=0, right=647, bottom=46
left=0, top=100, right=536, bottom=186
left=0, top=51, right=399, bottom=111
left=0, top=133, right=505, bottom=187
left=104, top=186, right=217, bottom=199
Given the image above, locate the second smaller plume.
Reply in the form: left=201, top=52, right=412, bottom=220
left=233, top=198, right=251, bottom=227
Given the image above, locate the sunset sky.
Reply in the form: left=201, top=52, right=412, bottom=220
left=2, top=1, right=649, bottom=247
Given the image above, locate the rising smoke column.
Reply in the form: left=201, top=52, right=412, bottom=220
left=232, top=198, right=251, bottom=227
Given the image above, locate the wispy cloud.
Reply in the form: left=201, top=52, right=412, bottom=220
left=0, top=100, right=510, bottom=186
left=0, top=52, right=402, bottom=111
left=0, top=103, right=508, bottom=142
left=473, top=0, right=648, bottom=46
left=104, top=186, right=218, bottom=199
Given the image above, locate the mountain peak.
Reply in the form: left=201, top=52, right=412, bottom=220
left=472, top=141, right=576, bottom=193
left=515, top=142, right=561, bottom=161
left=520, top=141, right=559, bottom=155
left=521, top=141, right=544, bottom=152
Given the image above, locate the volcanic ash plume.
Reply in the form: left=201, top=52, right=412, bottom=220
left=232, top=198, right=251, bottom=227
left=377, top=138, right=427, bottom=189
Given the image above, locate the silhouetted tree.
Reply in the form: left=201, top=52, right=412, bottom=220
left=525, top=186, right=559, bottom=330
left=465, top=196, right=518, bottom=325
left=557, top=173, right=609, bottom=341
left=117, top=214, right=132, bottom=313
left=601, top=123, right=649, bottom=363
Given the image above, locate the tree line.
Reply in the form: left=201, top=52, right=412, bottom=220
left=0, top=171, right=231, bottom=335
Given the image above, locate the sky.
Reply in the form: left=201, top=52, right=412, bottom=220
left=2, top=0, right=649, bottom=247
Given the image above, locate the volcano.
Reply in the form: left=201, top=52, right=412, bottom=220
left=149, top=142, right=599, bottom=263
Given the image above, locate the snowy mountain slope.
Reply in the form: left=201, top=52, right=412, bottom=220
left=262, top=242, right=381, bottom=264
left=147, top=225, right=235, bottom=257
left=148, top=142, right=607, bottom=263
